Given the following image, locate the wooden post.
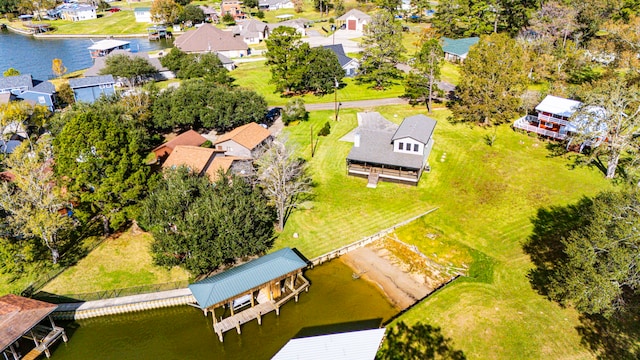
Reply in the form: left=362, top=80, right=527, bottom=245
left=250, top=293, right=255, bottom=307
left=257, top=311, right=262, bottom=325
left=217, top=331, right=224, bottom=342
left=295, top=294, right=299, bottom=302
left=230, top=301, right=235, bottom=316
left=236, top=321, right=241, bottom=334
left=30, top=330, right=39, bottom=347
left=275, top=305, right=280, bottom=316
left=9, top=344, right=19, bottom=360
left=204, top=308, right=208, bottom=316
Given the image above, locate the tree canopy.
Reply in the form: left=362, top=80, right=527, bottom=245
left=404, top=38, right=443, bottom=112
left=177, top=4, right=204, bottom=23
left=151, top=80, right=267, bottom=132
left=159, top=48, right=232, bottom=84
left=376, top=321, right=466, bottom=359
left=449, top=33, right=528, bottom=125
left=151, top=0, right=182, bottom=24
left=357, top=13, right=405, bottom=90
left=99, top=54, right=158, bottom=87
left=138, top=168, right=275, bottom=274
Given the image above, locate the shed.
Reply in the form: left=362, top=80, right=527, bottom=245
left=442, top=37, right=479, bottom=63
left=336, top=9, right=371, bottom=32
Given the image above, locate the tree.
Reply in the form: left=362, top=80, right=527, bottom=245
left=405, top=38, right=443, bottom=112
left=152, top=80, right=267, bottom=132
left=357, top=13, right=405, bottom=90
left=178, top=4, right=205, bottom=23
left=0, top=0, right=19, bottom=14
left=300, top=46, right=345, bottom=95
left=526, top=190, right=640, bottom=317
left=377, top=0, right=400, bottom=13
left=265, top=26, right=304, bottom=93
left=138, top=168, right=275, bottom=274
left=99, top=54, right=158, bottom=87
left=376, top=321, right=466, bottom=359
left=571, top=77, right=640, bottom=179
left=151, top=0, right=182, bottom=24
left=3, top=68, right=19, bottom=77
left=282, top=98, right=307, bottom=125
left=529, top=1, right=578, bottom=48
left=243, top=0, right=258, bottom=9
left=160, top=49, right=232, bottom=83
left=449, top=33, right=527, bottom=125
left=54, top=102, right=151, bottom=234
left=52, top=58, right=67, bottom=79
left=0, top=136, right=71, bottom=264
left=0, top=101, right=51, bottom=144
left=255, top=138, right=311, bottom=230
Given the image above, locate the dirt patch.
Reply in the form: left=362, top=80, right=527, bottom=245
left=340, top=238, right=460, bottom=310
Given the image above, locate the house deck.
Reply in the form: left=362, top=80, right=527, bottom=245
left=513, top=115, right=567, bottom=140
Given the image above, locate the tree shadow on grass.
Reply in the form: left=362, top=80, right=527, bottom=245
left=523, top=199, right=640, bottom=359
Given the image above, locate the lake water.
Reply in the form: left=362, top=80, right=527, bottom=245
left=48, top=260, right=398, bottom=359
left=0, top=29, right=171, bottom=80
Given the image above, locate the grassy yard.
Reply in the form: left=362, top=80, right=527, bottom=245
left=41, top=228, right=189, bottom=295
left=232, top=60, right=405, bottom=105
left=275, top=105, right=613, bottom=359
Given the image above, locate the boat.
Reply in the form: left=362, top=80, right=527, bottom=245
left=88, top=39, right=131, bottom=58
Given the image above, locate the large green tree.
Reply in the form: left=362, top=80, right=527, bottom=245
left=265, top=26, right=305, bottom=93
left=405, top=38, right=443, bottom=112
left=0, top=136, right=71, bottom=264
left=160, top=48, right=232, bottom=84
left=376, top=321, right=466, bottom=359
left=138, top=168, right=275, bottom=274
left=151, top=0, right=182, bottom=24
left=54, top=102, right=151, bottom=234
left=177, top=4, right=205, bottom=23
left=99, top=54, right=158, bottom=87
left=151, top=80, right=267, bottom=132
left=357, top=13, right=405, bottom=90
left=300, top=46, right=344, bottom=95
left=449, top=33, right=528, bottom=125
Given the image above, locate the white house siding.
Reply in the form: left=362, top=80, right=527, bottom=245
left=215, top=139, right=251, bottom=158
left=393, top=137, right=424, bottom=155
left=135, top=11, right=152, bottom=23
left=62, top=9, right=96, bottom=21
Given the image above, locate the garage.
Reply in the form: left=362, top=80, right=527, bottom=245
left=347, top=19, right=356, bottom=30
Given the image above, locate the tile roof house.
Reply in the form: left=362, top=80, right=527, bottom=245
left=0, top=74, right=57, bottom=111
left=323, top=44, right=359, bottom=77
left=442, top=37, right=479, bottom=63
left=56, top=3, right=96, bottom=21
left=152, top=130, right=208, bottom=163
left=336, top=9, right=371, bottom=32
left=213, top=122, right=272, bottom=158
left=233, top=19, right=269, bottom=45
left=174, top=24, right=249, bottom=58
left=68, top=75, right=115, bottom=104
left=345, top=112, right=436, bottom=186
left=161, top=145, right=247, bottom=181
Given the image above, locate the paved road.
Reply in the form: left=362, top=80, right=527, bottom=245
left=305, top=97, right=409, bottom=111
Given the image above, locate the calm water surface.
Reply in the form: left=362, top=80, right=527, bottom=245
left=49, top=260, right=397, bottom=360
left=0, top=29, right=171, bottom=80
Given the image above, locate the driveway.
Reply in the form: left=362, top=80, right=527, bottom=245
left=302, top=29, right=363, bottom=53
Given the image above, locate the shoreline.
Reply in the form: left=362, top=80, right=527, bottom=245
left=2, top=21, right=183, bottom=39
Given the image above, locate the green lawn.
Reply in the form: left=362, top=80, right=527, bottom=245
left=41, top=228, right=189, bottom=295
left=275, top=106, right=613, bottom=359
left=232, top=60, right=405, bottom=106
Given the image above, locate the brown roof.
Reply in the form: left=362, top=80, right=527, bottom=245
left=162, top=145, right=219, bottom=176
left=204, top=156, right=245, bottom=181
left=0, top=294, right=57, bottom=351
left=174, top=24, right=248, bottom=53
left=153, top=130, right=208, bottom=154
left=213, top=122, right=271, bottom=151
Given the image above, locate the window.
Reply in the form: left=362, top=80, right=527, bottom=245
left=38, top=96, right=45, bottom=104
left=398, top=142, right=403, bottom=150
left=413, top=144, right=419, bottom=152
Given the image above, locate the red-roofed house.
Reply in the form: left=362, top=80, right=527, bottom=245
left=152, top=130, right=208, bottom=164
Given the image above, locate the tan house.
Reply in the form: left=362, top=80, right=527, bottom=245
left=152, top=130, right=208, bottom=163
left=174, top=24, right=249, bottom=58
left=213, top=122, right=271, bottom=158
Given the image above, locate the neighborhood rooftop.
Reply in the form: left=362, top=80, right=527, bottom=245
left=442, top=37, right=480, bottom=57
left=174, top=23, right=248, bottom=53
left=323, top=44, right=353, bottom=67
left=392, top=114, right=437, bottom=145
left=87, top=39, right=130, bottom=51
left=188, top=248, right=307, bottom=309
left=0, top=74, right=33, bottom=92
left=271, top=328, right=387, bottom=360
left=535, top=95, right=582, bottom=117
left=68, top=75, right=115, bottom=89
left=214, top=122, right=271, bottom=151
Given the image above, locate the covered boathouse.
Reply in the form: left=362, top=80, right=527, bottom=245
left=188, top=248, right=310, bottom=342
left=0, top=294, right=67, bottom=360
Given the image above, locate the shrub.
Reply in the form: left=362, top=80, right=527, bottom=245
left=256, top=10, right=265, bottom=19
left=282, top=98, right=308, bottom=125
left=318, top=121, right=331, bottom=136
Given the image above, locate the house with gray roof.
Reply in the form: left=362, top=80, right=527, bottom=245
left=68, top=75, right=115, bottom=104
left=0, top=74, right=57, bottom=111
left=442, top=37, right=479, bottom=63
left=345, top=112, right=436, bottom=186
left=84, top=50, right=174, bottom=81
left=233, top=19, right=269, bottom=45
left=323, top=44, right=359, bottom=77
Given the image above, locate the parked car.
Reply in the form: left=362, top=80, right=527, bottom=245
left=108, top=7, right=120, bottom=12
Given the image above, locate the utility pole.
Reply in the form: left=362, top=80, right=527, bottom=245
left=334, top=78, right=339, bottom=121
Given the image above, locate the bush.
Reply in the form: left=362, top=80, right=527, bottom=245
left=318, top=121, right=331, bottom=136
left=256, top=10, right=265, bottom=19
left=282, top=98, right=308, bottom=125
left=222, top=13, right=235, bottom=24
left=201, top=140, right=212, bottom=148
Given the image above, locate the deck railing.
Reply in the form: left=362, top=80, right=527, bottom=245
left=513, top=117, right=567, bottom=140
left=537, top=113, right=572, bottom=127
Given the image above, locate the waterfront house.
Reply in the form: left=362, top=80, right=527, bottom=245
left=272, top=328, right=387, bottom=360
left=442, top=37, right=479, bottom=63
left=55, top=3, right=96, bottom=21
left=345, top=112, right=436, bottom=187
left=213, top=122, right=272, bottom=158
left=134, top=7, right=153, bottom=22
left=512, top=95, right=607, bottom=148
left=152, top=130, right=208, bottom=163
left=0, top=294, right=67, bottom=360
left=87, top=39, right=131, bottom=58
left=84, top=50, right=173, bottom=81
left=68, top=75, right=116, bottom=104
left=0, top=74, right=56, bottom=111
left=323, top=44, right=359, bottom=77
left=233, top=19, right=269, bottom=45
left=189, top=248, right=310, bottom=342
left=174, top=24, right=249, bottom=58
left=336, top=9, right=371, bottom=32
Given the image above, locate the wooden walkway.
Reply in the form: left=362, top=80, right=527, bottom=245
left=21, top=325, right=67, bottom=359
left=22, top=349, right=43, bottom=360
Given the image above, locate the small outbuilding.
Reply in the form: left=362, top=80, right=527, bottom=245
left=336, top=9, right=371, bottom=32
left=442, top=37, right=479, bottom=63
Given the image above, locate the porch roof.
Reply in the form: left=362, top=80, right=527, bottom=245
left=188, top=248, right=307, bottom=309
left=0, top=294, right=57, bottom=352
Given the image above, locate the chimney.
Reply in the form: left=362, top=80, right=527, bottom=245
left=354, top=132, right=360, bottom=147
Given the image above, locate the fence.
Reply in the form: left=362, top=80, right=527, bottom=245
left=35, top=280, right=191, bottom=304
left=309, top=207, right=439, bottom=266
